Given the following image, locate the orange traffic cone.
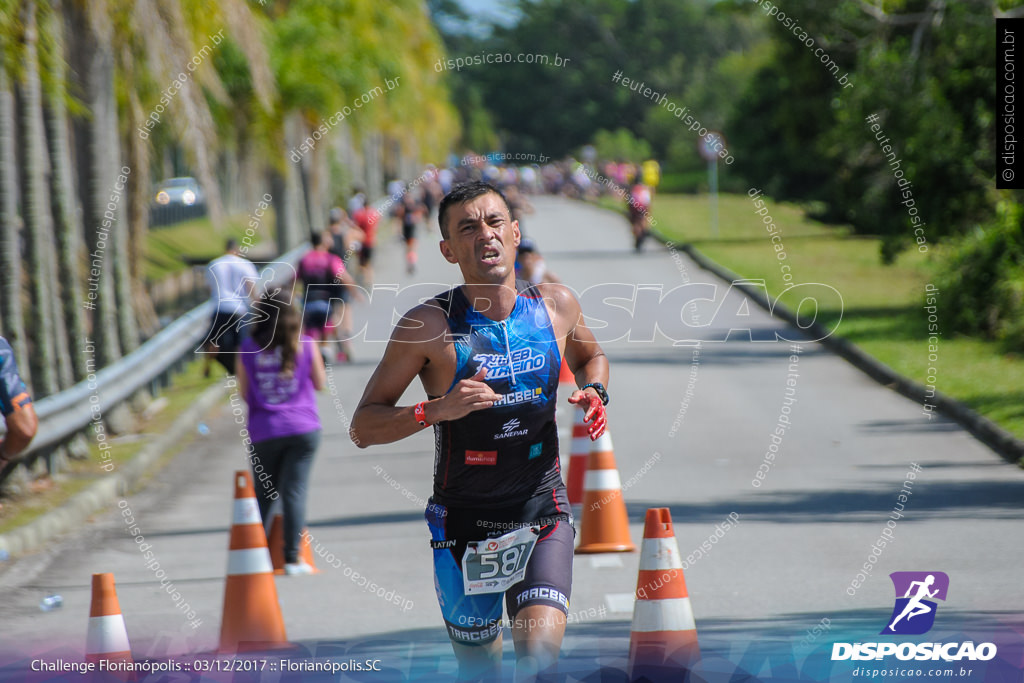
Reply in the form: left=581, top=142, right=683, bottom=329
left=566, top=407, right=590, bottom=505
left=575, top=430, right=635, bottom=553
left=628, top=508, right=700, bottom=682
left=219, top=470, right=289, bottom=652
left=268, top=514, right=320, bottom=575
left=559, top=357, right=574, bottom=385
left=86, top=573, right=134, bottom=677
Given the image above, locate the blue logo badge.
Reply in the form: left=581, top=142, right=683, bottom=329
left=881, top=571, right=949, bottom=635
left=529, top=443, right=543, bottom=459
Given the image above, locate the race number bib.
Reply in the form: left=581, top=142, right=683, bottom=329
left=462, top=525, right=539, bottom=595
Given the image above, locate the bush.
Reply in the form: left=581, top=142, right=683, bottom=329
left=933, top=201, right=1024, bottom=350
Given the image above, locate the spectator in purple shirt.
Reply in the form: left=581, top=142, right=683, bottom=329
left=235, top=294, right=326, bottom=575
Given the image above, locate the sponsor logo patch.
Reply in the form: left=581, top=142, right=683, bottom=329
left=465, top=450, right=497, bottom=466
left=494, top=417, right=529, bottom=440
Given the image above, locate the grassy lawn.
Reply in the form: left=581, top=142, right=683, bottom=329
left=601, top=193, right=1024, bottom=441
left=0, top=359, right=222, bottom=536
left=145, top=209, right=277, bottom=282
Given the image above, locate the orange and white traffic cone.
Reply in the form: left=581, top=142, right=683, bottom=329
left=628, top=508, right=699, bottom=682
left=268, top=514, right=320, bottom=575
left=219, top=470, right=289, bottom=652
left=86, top=573, right=134, bottom=677
left=575, top=430, right=635, bottom=553
left=559, top=357, right=574, bottom=386
left=565, top=407, right=590, bottom=506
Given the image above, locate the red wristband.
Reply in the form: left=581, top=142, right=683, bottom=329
left=414, top=401, right=430, bottom=427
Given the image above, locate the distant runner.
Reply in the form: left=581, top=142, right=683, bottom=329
left=297, top=231, right=359, bottom=362
left=351, top=181, right=610, bottom=681
left=396, top=190, right=427, bottom=275
left=628, top=182, right=652, bottom=252
left=352, top=202, right=380, bottom=287
left=204, top=239, right=259, bottom=375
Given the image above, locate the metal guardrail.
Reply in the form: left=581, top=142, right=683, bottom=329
left=16, top=246, right=307, bottom=458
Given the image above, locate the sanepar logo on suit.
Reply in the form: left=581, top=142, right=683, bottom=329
left=832, top=572, right=997, bottom=662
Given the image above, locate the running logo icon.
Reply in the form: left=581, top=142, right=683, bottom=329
left=881, top=571, right=949, bottom=635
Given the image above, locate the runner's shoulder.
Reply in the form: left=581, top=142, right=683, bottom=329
left=533, top=282, right=581, bottom=331
left=391, top=300, right=449, bottom=345
left=533, top=281, right=579, bottom=309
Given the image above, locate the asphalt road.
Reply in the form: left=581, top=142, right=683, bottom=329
left=0, top=196, right=1021, bottom=682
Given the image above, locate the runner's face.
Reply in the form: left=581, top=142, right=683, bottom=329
left=440, top=193, right=520, bottom=282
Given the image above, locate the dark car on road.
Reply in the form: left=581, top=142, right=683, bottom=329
left=150, top=176, right=206, bottom=226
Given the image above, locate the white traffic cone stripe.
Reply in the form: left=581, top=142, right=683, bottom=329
left=571, top=437, right=591, bottom=453
left=584, top=469, right=621, bottom=491
left=233, top=498, right=262, bottom=526
left=86, top=615, right=131, bottom=653
left=227, top=547, right=274, bottom=576
left=591, top=431, right=613, bottom=451
left=639, top=537, right=683, bottom=571
left=631, top=598, right=696, bottom=632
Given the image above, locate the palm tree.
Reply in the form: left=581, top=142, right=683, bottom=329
left=69, top=0, right=122, bottom=367
left=19, top=0, right=60, bottom=397
left=45, top=0, right=92, bottom=382
left=0, top=35, right=29, bottom=381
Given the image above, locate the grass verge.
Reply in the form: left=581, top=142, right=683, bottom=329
left=145, top=209, right=277, bottom=282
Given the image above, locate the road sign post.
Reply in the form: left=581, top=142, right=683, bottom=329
left=699, top=132, right=726, bottom=238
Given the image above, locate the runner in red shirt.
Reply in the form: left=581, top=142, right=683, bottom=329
left=353, top=204, right=380, bottom=287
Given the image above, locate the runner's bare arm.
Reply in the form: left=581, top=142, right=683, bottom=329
left=351, top=305, right=501, bottom=447
left=310, top=340, right=327, bottom=390
left=350, top=308, right=437, bottom=447
left=539, top=283, right=609, bottom=391
left=540, top=283, right=610, bottom=438
left=0, top=402, right=37, bottom=459
left=234, top=355, right=249, bottom=402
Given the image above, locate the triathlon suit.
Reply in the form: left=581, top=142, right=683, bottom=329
left=0, top=337, right=32, bottom=419
left=424, top=280, right=574, bottom=645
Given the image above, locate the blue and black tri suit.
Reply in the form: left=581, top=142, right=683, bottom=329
left=424, top=280, right=575, bottom=645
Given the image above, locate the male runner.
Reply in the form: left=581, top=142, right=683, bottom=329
left=351, top=182, right=610, bottom=681
left=396, top=190, right=427, bottom=274
left=0, top=336, right=37, bottom=469
left=204, top=239, right=259, bottom=375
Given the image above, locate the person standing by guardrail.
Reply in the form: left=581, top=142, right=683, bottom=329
left=203, top=239, right=259, bottom=376
left=235, top=295, right=326, bottom=575
left=0, top=336, right=38, bottom=471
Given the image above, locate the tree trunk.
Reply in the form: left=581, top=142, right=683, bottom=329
left=70, top=0, right=122, bottom=367
left=45, top=0, right=88, bottom=383
left=0, top=59, right=29, bottom=381
left=123, top=70, right=159, bottom=339
left=19, top=0, right=59, bottom=397
left=270, top=167, right=289, bottom=256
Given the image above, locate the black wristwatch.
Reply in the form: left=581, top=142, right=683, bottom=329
left=581, top=382, right=609, bottom=406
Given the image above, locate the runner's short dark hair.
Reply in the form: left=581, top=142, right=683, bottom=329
left=438, top=181, right=513, bottom=239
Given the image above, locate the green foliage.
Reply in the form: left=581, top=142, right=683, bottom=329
left=730, top=0, right=998, bottom=259
left=591, top=128, right=650, bottom=163
left=933, top=201, right=1024, bottom=350
left=269, top=0, right=458, bottom=158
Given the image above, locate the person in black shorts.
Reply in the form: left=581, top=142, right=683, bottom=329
left=396, top=190, right=426, bottom=274
left=351, top=181, right=610, bottom=681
